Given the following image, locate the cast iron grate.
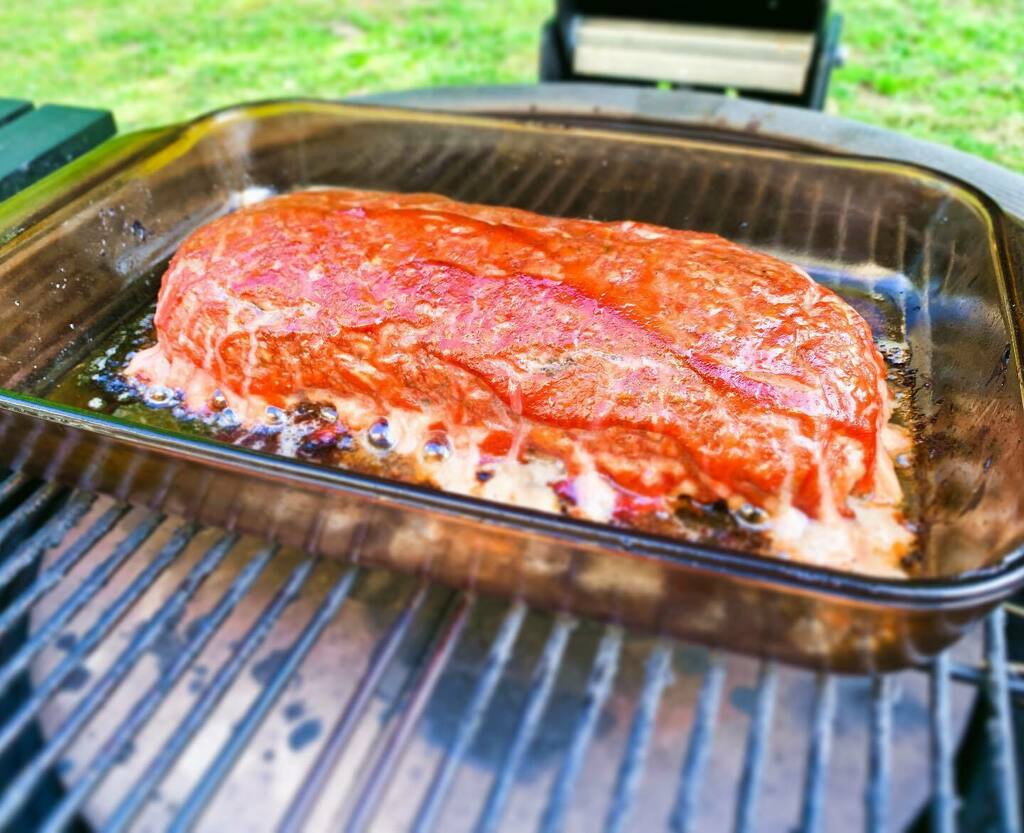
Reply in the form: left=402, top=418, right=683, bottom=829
left=0, top=480, right=1018, bottom=833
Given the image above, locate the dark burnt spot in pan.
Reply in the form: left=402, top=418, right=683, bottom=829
left=985, top=342, right=1011, bottom=388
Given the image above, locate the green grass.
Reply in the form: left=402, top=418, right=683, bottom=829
left=831, top=0, right=1023, bottom=170
left=1, top=0, right=1021, bottom=171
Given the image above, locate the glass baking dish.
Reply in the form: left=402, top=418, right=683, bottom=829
left=0, top=100, right=1022, bottom=672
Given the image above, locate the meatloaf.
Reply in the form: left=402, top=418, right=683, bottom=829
left=126, top=188, right=912, bottom=575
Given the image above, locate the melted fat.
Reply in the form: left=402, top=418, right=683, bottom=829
left=127, top=344, right=912, bottom=576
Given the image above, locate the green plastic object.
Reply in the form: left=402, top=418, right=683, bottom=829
left=0, top=104, right=115, bottom=200
left=0, top=99, right=31, bottom=128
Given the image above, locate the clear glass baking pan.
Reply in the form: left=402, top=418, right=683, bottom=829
left=0, top=100, right=1022, bottom=671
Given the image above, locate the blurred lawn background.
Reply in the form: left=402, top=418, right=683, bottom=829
left=3, top=0, right=1021, bottom=170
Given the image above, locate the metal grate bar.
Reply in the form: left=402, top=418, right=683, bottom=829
left=737, top=172, right=770, bottom=244
left=104, top=554, right=321, bottom=833
left=526, top=146, right=616, bottom=221
left=0, top=502, right=128, bottom=641
left=894, top=214, right=909, bottom=277
left=733, top=662, right=779, bottom=833
left=167, top=564, right=359, bottom=833
left=949, top=660, right=1024, bottom=697
left=346, top=128, right=433, bottom=186
left=411, top=600, right=528, bottom=833
left=798, top=673, right=837, bottom=833
left=677, top=155, right=717, bottom=235
left=603, top=640, right=674, bottom=833
left=347, top=141, right=459, bottom=216
left=621, top=147, right=678, bottom=222
left=802, top=180, right=826, bottom=258
left=708, top=165, right=746, bottom=241
left=0, top=482, right=63, bottom=546
left=0, top=471, right=27, bottom=497
left=404, top=139, right=482, bottom=193
left=769, top=171, right=801, bottom=248
left=473, top=614, right=576, bottom=833
left=866, top=675, right=893, bottom=833
left=648, top=154, right=701, bottom=232
left=0, top=488, right=89, bottom=594
left=930, top=652, right=957, bottom=833
left=670, top=653, right=727, bottom=833
left=341, top=593, right=474, bottom=833
left=0, top=513, right=174, bottom=761
left=984, top=608, right=1022, bottom=833
left=0, top=471, right=29, bottom=505
left=278, top=581, right=432, bottom=833
left=474, top=142, right=552, bottom=209
left=0, top=503, right=134, bottom=696
left=834, top=185, right=854, bottom=261
left=866, top=192, right=882, bottom=266
left=505, top=153, right=572, bottom=218
left=40, top=543, right=279, bottom=833
left=539, top=625, right=624, bottom=833
left=0, top=528, right=233, bottom=829
left=420, top=146, right=495, bottom=200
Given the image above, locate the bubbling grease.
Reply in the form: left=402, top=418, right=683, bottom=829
left=125, top=342, right=914, bottom=577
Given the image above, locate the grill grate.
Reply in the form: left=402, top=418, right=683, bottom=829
left=0, top=483, right=1017, bottom=832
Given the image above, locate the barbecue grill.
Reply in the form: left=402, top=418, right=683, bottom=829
left=1, top=20, right=1023, bottom=833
